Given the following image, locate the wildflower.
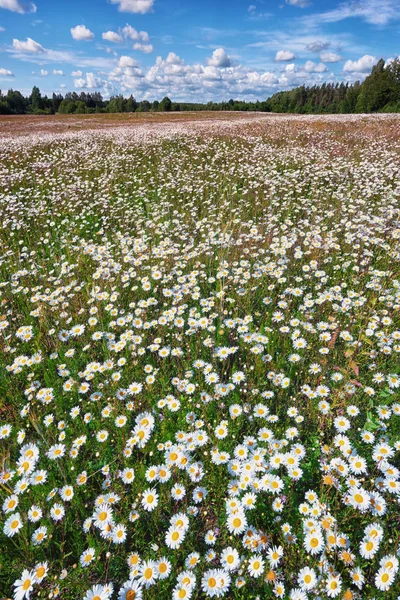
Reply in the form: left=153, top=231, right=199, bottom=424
left=4, top=512, right=23, bottom=537
left=13, top=570, right=36, bottom=600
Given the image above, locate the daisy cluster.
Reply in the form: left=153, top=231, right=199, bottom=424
left=0, top=113, right=400, bottom=600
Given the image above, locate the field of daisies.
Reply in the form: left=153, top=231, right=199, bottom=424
left=0, top=113, right=400, bottom=600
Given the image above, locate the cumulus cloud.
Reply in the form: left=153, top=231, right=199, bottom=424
left=275, top=50, right=295, bottom=61
left=122, top=25, right=153, bottom=52
left=71, top=70, right=83, bottom=76
left=101, top=24, right=153, bottom=52
left=110, top=0, right=154, bottom=14
left=304, top=60, right=327, bottom=73
left=109, top=50, right=332, bottom=102
left=39, top=68, right=47, bottom=76
left=343, top=54, right=377, bottom=73
left=305, top=40, right=330, bottom=53
left=53, top=69, right=65, bottom=75
left=320, top=51, right=342, bottom=63
left=71, top=25, right=94, bottom=41
left=0, top=0, right=36, bottom=13
left=122, top=24, right=149, bottom=42
left=118, top=55, right=138, bottom=68
left=74, top=72, right=111, bottom=90
left=102, top=30, right=123, bottom=43
left=133, top=42, right=153, bottom=53
left=12, top=37, right=45, bottom=53
left=207, top=48, right=232, bottom=68
left=0, top=67, right=14, bottom=76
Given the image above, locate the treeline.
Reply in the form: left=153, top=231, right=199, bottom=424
left=0, top=87, right=268, bottom=115
left=266, top=58, right=400, bottom=114
left=1, top=58, right=399, bottom=115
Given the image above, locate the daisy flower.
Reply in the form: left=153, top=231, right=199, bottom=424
left=248, top=555, right=265, bottom=578
left=141, top=488, right=159, bottom=511
left=13, top=570, right=36, bottom=600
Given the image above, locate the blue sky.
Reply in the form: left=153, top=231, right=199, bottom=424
left=0, top=0, right=399, bottom=101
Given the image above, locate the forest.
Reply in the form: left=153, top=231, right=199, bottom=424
left=0, top=57, right=399, bottom=115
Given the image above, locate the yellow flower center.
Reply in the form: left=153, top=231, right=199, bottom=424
left=36, top=567, right=45, bottom=578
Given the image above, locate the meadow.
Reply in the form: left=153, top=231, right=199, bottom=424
left=0, top=112, right=399, bottom=600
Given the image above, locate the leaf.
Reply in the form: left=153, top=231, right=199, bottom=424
left=349, top=360, right=359, bottom=376
left=362, top=335, right=374, bottom=346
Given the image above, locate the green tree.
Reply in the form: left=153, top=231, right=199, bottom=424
left=30, top=86, right=42, bottom=113
left=6, top=89, right=27, bottom=114
left=108, top=95, right=125, bottom=113
left=126, top=95, right=138, bottom=112
left=159, top=96, right=172, bottom=112
left=75, top=101, right=87, bottom=114
left=58, top=99, right=76, bottom=114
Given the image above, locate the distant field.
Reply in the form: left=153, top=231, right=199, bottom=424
left=0, top=113, right=399, bottom=600
left=1, top=110, right=400, bottom=138
left=0, top=111, right=271, bottom=137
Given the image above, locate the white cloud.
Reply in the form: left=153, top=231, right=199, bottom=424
left=110, top=50, right=332, bottom=102
left=133, top=42, right=153, bottom=53
left=0, top=0, right=36, bottom=13
left=320, top=51, right=342, bottom=63
left=71, top=70, right=83, bottom=76
left=71, top=25, right=94, bottom=41
left=11, top=42, right=115, bottom=69
left=101, top=24, right=152, bottom=52
left=301, top=0, right=400, bottom=27
left=343, top=54, right=377, bottom=73
left=122, top=25, right=149, bottom=42
left=110, top=0, right=154, bottom=14
left=39, top=68, right=47, bottom=76
left=304, top=60, right=327, bottom=73
left=0, top=67, right=13, bottom=76
left=12, top=37, right=44, bottom=53
left=102, top=30, right=123, bottom=43
left=74, top=72, right=106, bottom=89
left=207, top=48, right=232, bottom=68
left=0, top=26, right=5, bottom=31
left=118, top=55, right=138, bottom=68
left=53, top=69, right=65, bottom=75
left=285, top=0, right=310, bottom=7
left=247, top=4, right=272, bottom=19
left=305, top=40, right=330, bottom=53
left=385, top=57, right=396, bottom=67
left=275, top=50, right=295, bottom=61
